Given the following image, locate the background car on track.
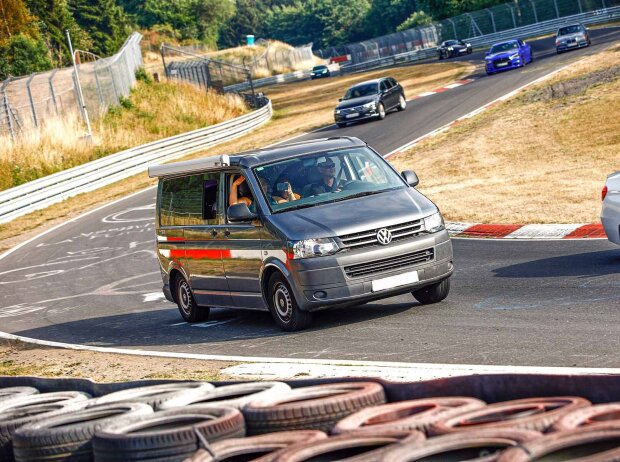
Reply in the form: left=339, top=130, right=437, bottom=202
left=310, top=65, right=331, bottom=79
left=334, top=77, right=406, bottom=128
left=438, top=40, right=472, bottom=59
left=485, top=39, right=533, bottom=75
left=556, top=24, right=591, bottom=53
left=601, top=171, right=620, bottom=245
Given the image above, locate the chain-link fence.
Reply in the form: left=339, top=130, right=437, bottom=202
left=0, top=33, right=143, bottom=139
left=316, top=0, right=620, bottom=64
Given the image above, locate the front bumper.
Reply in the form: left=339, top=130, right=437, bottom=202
left=335, top=105, right=379, bottom=123
left=311, top=72, right=330, bottom=79
left=486, top=58, right=521, bottom=73
left=287, top=230, right=454, bottom=311
left=601, top=197, right=620, bottom=244
left=557, top=40, right=588, bottom=52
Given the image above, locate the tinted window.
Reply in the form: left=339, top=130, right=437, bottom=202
left=343, top=83, right=379, bottom=99
left=558, top=25, right=582, bottom=35
left=388, top=78, right=398, bottom=87
left=160, top=173, right=219, bottom=226
left=313, top=65, right=327, bottom=70
left=490, top=42, right=519, bottom=53
left=443, top=40, right=458, bottom=46
left=380, top=81, right=389, bottom=92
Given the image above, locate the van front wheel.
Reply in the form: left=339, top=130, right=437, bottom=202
left=412, top=277, right=450, bottom=305
left=175, top=276, right=210, bottom=323
left=268, top=273, right=312, bottom=331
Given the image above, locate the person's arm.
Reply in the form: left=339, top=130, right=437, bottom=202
left=229, top=176, right=245, bottom=206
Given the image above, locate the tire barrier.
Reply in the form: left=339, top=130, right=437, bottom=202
left=242, top=382, right=387, bottom=435
left=552, top=403, right=620, bottom=432
left=157, top=381, right=291, bottom=411
left=0, top=387, right=38, bottom=403
left=429, top=396, right=591, bottom=435
left=1, top=381, right=620, bottom=462
left=382, top=429, right=542, bottom=462
left=89, top=382, right=215, bottom=408
left=12, top=403, right=153, bottom=462
left=332, top=397, right=486, bottom=435
left=273, top=430, right=425, bottom=462
left=185, top=431, right=328, bottom=462
left=92, top=405, right=245, bottom=461
left=498, top=426, right=620, bottom=462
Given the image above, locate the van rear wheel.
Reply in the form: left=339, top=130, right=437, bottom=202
left=412, top=277, right=450, bottom=305
left=268, top=273, right=312, bottom=331
left=175, top=275, right=209, bottom=323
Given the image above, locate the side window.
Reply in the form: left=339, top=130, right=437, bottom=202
left=160, top=173, right=219, bottom=226
left=226, top=172, right=256, bottom=220
left=518, top=39, right=524, bottom=47
left=380, top=80, right=389, bottom=92
left=388, top=78, right=398, bottom=88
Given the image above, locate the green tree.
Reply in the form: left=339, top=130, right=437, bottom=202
left=25, top=0, right=90, bottom=65
left=68, top=0, right=131, bottom=56
left=0, top=33, right=52, bottom=79
left=396, top=10, right=433, bottom=31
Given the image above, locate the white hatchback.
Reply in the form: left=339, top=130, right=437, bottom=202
left=601, top=171, right=620, bottom=245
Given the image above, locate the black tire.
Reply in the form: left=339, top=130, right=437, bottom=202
left=90, top=382, right=214, bottom=408
left=412, top=277, right=450, bottom=305
left=377, top=102, right=386, bottom=120
left=242, top=382, right=386, bottom=435
left=397, top=94, right=406, bottom=111
left=336, top=122, right=346, bottom=128
left=12, top=403, right=152, bottom=462
left=93, top=405, right=245, bottom=461
left=175, top=275, right=209, bottom=323
left=267, top=272, right=312, bottom=332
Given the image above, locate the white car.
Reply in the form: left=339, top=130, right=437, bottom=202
left=601, top=171, right=620, bottom=244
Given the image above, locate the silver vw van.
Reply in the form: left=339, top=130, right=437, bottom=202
left=148, top=137, right=453, bottom=331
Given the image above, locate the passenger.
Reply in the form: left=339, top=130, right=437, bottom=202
left=229, top=175, right=254, bottom=210
left=306, top=159, right=342, bottom=195
left=273, top=178, right=300, bottom=203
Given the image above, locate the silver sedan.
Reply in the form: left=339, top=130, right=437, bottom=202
left=601, top=171, right=620, bottom=245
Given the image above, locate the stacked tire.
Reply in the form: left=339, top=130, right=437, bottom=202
left=1, top=381, right=620, bottom=461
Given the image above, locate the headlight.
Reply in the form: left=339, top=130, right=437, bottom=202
left=289, top=238, right=339, bottom=259
left=362, top=101, right=376, bottom=110
left=447, top=47, right=453, bottom=51
left=509, top=53, right=520, bottom=60
left=335, top=109, right=341, bottom=114
left=423, top=212, right=445, bottom=233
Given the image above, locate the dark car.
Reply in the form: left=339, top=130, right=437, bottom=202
left=334, top=77, right=406, bottom=128
left=485, top=39, right=533, bottom=75
left=556, top=24, right=590, bottom=53
left=438, top=40, right=472, bottom=59
left=310, top=65, right=331, bottom=79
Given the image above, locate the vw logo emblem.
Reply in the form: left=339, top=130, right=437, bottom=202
left=376, top=228, right=392, bottom=245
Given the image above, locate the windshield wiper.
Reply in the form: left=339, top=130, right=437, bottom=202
left=273, top=202, right=318, bottom=213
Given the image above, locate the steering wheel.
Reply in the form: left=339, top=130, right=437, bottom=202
left=340, top=180, right=364, bottom=191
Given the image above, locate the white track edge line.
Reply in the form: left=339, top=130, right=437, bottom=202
left=1, top=330, right=619, bottom=376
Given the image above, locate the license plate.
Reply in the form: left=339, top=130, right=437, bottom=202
left=568, top=42, right=577, bottom=47
left=372, top=270, right=419, bottom=292
left=345, top=113, right=359, bottom=119
left=496, top=62, right=508, bottom=67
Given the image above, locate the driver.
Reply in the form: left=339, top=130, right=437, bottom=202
left=306, top=158, right=343, bottom=196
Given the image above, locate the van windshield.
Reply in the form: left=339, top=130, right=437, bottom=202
left=253, top=147, right=406, bottom=213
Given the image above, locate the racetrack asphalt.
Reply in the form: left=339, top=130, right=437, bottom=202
left=0, top=28, right=619, bottom=368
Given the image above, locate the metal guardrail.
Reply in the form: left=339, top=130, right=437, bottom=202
left=0, top=99, right=272, bottom=224
left=339, top=6, right=620, bottom=74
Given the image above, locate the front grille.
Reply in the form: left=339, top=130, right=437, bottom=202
left=344, top=248, right=434, bottom=278
left=339, top=219, right=424, bottom=250
left=493, top=57, right=510, bottom=67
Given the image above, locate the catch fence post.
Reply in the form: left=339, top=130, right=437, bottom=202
left=49, top=70, right=59, bottom=115
left=26, top=74, right=38, bottom=128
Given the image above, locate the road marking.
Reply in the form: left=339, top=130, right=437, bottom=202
left=1, top=330, right=619, bottom=381
left=191, top=319, right=238, bottom=328
left=142, top=292, right=167, bottom=302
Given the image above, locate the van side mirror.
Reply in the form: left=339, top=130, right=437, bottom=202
left=228, top=203, right=257, bottom=222
left=401, top=170, right=419, bottom=187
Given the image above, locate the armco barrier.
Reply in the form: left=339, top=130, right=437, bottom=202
left=0, top=99, right=272, bottom=224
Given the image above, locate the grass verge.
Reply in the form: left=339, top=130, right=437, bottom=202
left=0, top=76, right=247, bottom=191
left=0, top=340, right=236, bottom=382
left=0, top=61, right=472, bottom=255
left=391, top=44, right=620, bottom=224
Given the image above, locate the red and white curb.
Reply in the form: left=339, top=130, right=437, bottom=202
left=1, top=330, right=619, bottom=383
left=448, top=222, right=606, bottom=239
left=410, top=79, right=474, bottom=99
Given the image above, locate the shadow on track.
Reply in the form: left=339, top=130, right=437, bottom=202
left=492, top=249, right=620, bottom=279
left=13, top=301, right=416, bottom=348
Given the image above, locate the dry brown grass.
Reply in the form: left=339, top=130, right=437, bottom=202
left=0, top=62, right=472, bottom=254
left=0, top=340, right=235, bottom=382
left=0, top=80, right=247, bottom=190
left=391, top=45, right=620, bottom=224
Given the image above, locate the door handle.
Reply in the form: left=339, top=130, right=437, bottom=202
left=210, top=229, right=218, bottom=237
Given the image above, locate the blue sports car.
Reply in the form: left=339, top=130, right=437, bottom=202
left=485, top=39, right=533, bottom=75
